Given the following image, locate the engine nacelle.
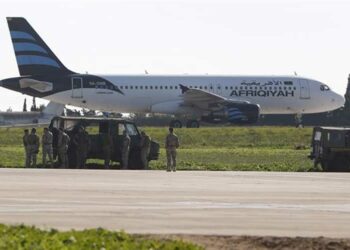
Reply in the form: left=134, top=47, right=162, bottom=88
left=201, top=103, right=260, bottom=124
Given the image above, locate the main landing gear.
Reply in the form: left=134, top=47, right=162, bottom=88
left=169, top=119, right=200, bottom=128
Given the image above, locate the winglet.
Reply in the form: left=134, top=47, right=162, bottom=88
left=179, top=84, right=189, bottom=94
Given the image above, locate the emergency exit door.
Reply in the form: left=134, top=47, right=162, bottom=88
left=71, top=77, right=83, bottom=98
left=299, top=79, right=310, bottom=99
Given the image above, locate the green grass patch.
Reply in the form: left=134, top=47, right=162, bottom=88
left=0, top=224, right=202, bottom=250
left=150, top=148, right=312, bottom=171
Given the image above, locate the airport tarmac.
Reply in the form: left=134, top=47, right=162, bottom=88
left=0, top=169, right=350, bottom=238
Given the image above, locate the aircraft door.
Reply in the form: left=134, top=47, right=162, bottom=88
left=299, top=79, right=310, bottom=99
left=71, top=77, right=83, bottom=98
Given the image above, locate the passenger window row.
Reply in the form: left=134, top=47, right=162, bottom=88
left=119, top=85, right=179, bottom=90
left=117, top=85, right=297, bottom=91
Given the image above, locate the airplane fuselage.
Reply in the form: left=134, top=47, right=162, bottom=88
left=38, top=74, right=344, bottom=116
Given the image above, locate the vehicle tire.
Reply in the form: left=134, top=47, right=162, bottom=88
left=186, top=120, right=200, bottom=128
left=128, top=151, right=144, bottom=169
left=331, top=155, right=350, bottom=172
left=170, top=120, right=182, bottom=128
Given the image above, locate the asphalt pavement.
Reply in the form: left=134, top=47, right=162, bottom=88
left=0, top=169, right=350, bottom=237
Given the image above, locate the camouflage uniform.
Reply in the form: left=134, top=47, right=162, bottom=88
left=23, top=131, right=30, bottom=168
left=140, top=133, right=151, bottom=169
left=42, top=130, right=53, bottom=168
left=102, top=133, right=113, bottom=169
left=73, top=129, right=90, bottom=168
left=165, top=132, right=179, bottom=171
left=27, top=132, right=40, bottom=168
left=57, top=131, right=70, bottom=168
left=121, top=132, right=131, bottom=169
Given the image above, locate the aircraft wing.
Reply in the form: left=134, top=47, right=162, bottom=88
left=0, top=123, right=49, bottom=129
left=179, top=84, right=248, bottom=110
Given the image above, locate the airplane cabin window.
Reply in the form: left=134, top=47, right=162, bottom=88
left=155, top=86, right=158, bottom=90
left=125, top=86, right=128, bottom=89
left=120, top=86, right=123, bottom=89
left=170, top=86, right=173, bottom=89
left=165, top=86, right=168, bottom=89
left=145, top=86, right=148, bottom=89
left=130, top=86, right=133, bottom=89
left=160, top=86, right=163, bottom=89
left=150, top=86, right=153, bottom=89
left=135, top=86, right=138, bottom=89
left=175, top=86, right=178, bottom=89
left=140, top=86, right=143, bottom=89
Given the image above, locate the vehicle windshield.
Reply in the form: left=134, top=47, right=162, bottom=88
left=126, top=123, right=139, bottom=136
left=320, top=85, right=330, bottom=91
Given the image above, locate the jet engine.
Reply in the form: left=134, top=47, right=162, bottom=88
left=201, top=102, right=260, bottom=124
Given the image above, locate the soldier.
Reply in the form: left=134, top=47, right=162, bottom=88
left=23, top=129, right=30, bottom=168
left=57, top=128, right=70, bottom=168
left=139, top=131, right=151, bottom=169
left=121, top=130, right=131, bottom=169
left=73, top=126, right=91, bottom=168
left=27, top=128, right=40, bottom=168
left=42, top=127, right=53, bottom=168
left=165, top=127, right=179, bottom=172
left=102, top=132, right=113, bottom=169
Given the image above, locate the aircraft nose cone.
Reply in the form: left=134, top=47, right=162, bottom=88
left=331, top=93, right=345, bottom=109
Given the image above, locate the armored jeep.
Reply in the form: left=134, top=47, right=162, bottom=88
left=309, top=126, right=350, bottom=171
left=49, top=116, right=159, bottom=169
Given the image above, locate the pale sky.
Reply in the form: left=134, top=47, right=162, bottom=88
left=0, top=0, right=349, bottom=111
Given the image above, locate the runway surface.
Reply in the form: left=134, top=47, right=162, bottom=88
left=0, top=169, right=350, bottom=237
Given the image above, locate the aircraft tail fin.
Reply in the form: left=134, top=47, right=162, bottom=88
left=7, top=17, right=73, bottom=76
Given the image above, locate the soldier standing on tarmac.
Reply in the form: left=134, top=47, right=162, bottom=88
left=27, top=128, right=40, bottom=168
left=122, top=130, right=131, bottom=169
left=102, top=132, right=113, bottom=169
left=73, top=126, right=91, bottom=168
left=57, top=128, right=70, bottom=168
left=165, top=127, right=179, bottom=172
left=42, top=128, right=53, bottom=168
left=23, top=129, right=30, bottom=168
left=139, top=131, right=151, bottom=169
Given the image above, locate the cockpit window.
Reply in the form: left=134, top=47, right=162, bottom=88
left=320, top=85, right=330, bottom=91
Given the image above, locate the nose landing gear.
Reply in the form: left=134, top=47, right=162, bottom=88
left=295, top=113, right=303, bottom=128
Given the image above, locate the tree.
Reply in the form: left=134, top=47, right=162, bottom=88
left=23, top=98, right=27, bottom=112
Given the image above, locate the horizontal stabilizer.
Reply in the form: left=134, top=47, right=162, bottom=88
left=19, top=78, right=53, bottom=92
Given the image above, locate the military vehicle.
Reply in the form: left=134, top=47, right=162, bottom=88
left=309, top=126, right=350, bottom=171
left=49, top=116, right=160, bottom=169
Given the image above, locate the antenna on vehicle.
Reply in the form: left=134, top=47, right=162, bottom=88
left=145, top=70, right=149, bottom=75
left=294, top=71, right=298, bottom=76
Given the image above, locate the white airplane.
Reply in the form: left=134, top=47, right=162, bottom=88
left=0, top=101, right=64, bottom=128
left=0, top=17, right=345, bottom=128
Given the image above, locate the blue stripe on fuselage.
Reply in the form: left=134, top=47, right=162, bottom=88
left=16, top=55, right=60, bottom=68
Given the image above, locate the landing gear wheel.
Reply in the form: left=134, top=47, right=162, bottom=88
left=170, top=120, right=182, bottom=128
left=186, top=120, right=200, bottom=128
